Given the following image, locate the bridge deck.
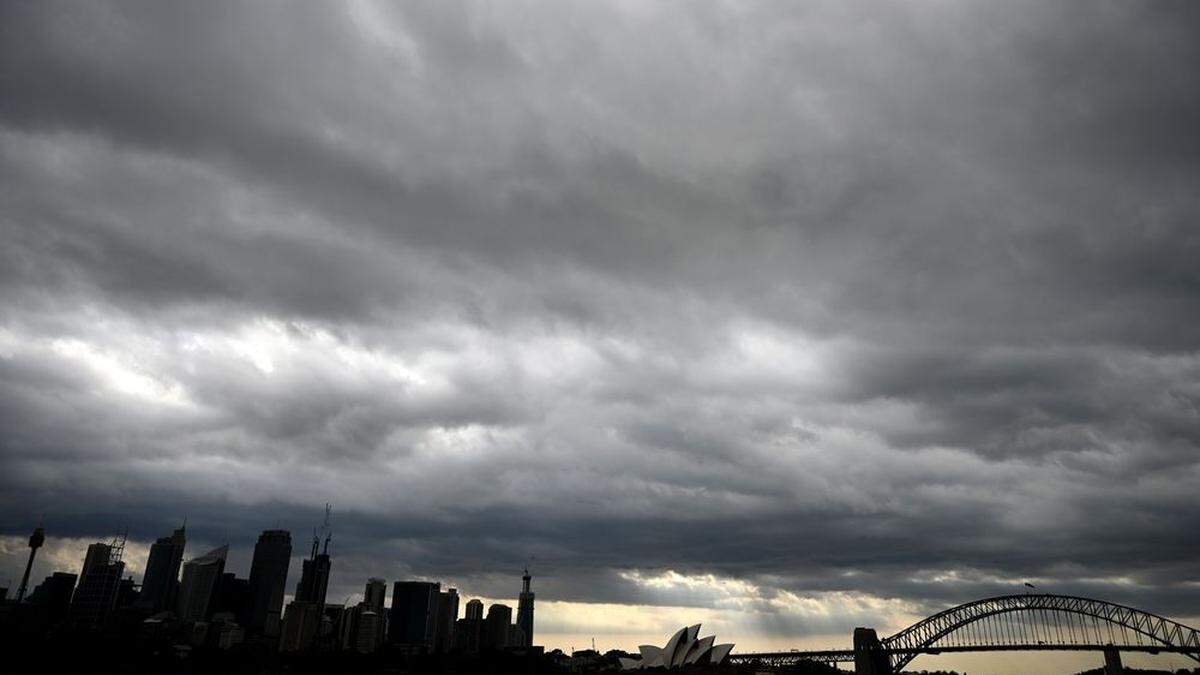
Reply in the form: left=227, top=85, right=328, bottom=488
left=730, top=644, right=1200, bottom=664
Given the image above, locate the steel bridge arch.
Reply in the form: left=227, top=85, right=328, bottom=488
left=881, top=593, right=1200, bottom=672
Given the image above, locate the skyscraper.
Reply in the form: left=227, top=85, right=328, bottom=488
left=517, top=568, right=535, bottom=647
left=177, top=544, right=228, bottom=622
left=295, top=505, right=333, bottom=612
left=354, top=608, right=384, bottom=654
left=295, top=535, right=331, bottom=611
left=280, top=509, right=334, bottom=652
left=70, top=536, right=126, bottom=626
left=454, top=616, right=485, bottom=653
left=465, top=598, right=484, bottom=620
left=116, top=575, right=140, bottom=609
left=389, top=581, right=440, bottom=650
left=364, top=577, right=387, bottom=613
left=434, top=587, right=459, bottom=652
left=485, top=603, right=513, bottom=649
left=138, top=523, right=186, bottom=612
left=28, top=572, right=77, bottom=624
left=212, top=572, right=251, bottom=622
left=247, top=529, right=292, bottom=636
left=507, top=623, right=526, bottom=648
left=278, top=600, right=322, bottom=652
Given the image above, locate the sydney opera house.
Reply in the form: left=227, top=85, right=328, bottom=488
left=619, top=624, right=734, bottom=670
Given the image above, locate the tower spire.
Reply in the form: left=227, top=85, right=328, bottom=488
left=518, top=564, right=535, bottom=647
left=16, top=526, right=45, bottom=603
left=322, top=503, right=332, bottom=555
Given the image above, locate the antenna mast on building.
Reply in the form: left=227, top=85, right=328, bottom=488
left=321, top=503, right=332, bottom=555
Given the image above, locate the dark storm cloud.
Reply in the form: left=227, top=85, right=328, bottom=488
left=2, top=0, right=1199, bottom=637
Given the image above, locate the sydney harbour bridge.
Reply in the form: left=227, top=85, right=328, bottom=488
left=727, top=594, right=1200, bottom=674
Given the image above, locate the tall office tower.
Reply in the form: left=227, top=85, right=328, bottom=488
left=434, top=587, right=459, bottom=652
left=390, top=581, right=440, bottom=651
left=320, top=602, right=347, bottom=648
left=115, top=575, right=140, bottom=609
left=364, top=577, right=387, bottom=613
left=354, top=608, right=384, bottom=654
left=295, top=536, right=331, bottom=611
left=15, top=526, right=44, bottom=603
left=339, top=604, right=359, bottom=650
left=177, top=544, right=228, bottom=621
left=70, top=535, right=127, bottom=626
left=27, top=572, right=77, bottom=624
left=485, top=603, right=513, bottom=649
left=454, top=616, right=485, bottom=653
left=211, top=572, right=251, bottom=622
left=138, top=523, right=186, bottom=612
left=278, top=600, right=322, bottom=652
left=507, top=623, right=526, bottom=648
left=465, top=598, right=484, bottom=620
left=247, top=529, right=292, bottom=636
left=295, top=506, right=333, bottom=612
left=517, top=568, right=535, bottom=647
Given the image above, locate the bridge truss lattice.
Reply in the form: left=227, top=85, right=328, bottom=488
left=729, top=593, right=1200, bottom=672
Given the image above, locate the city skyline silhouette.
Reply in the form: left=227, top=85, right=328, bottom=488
left=2, top=1, right=1199, bottom=673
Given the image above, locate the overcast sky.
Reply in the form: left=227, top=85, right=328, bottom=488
left=2, top=1, right=1199, bottom=671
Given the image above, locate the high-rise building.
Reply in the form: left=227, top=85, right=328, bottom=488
left=465, top=598, right=484, bottom=620
left=295, top=539, right=331, bottom=611
left=279, top=600, right=322, bottom=652
left=339, top=604, right=359, bottom=650
left=213, top=616, right=246, bottom=650
left=177, top=544, right=228, bottom=622
left=282, top=508, right=335, bottom=651
left=454, top=617, right=485, bottom=652
left=517, top=568, right=535, bottom=647
left=27, top=572, right=77, bottom=624
left=70, top=536, right=127, bottom=626
left=212, top=572, right=251, bottom=623
left=389, top=581, right=440, bottom=650
left=354, top=608, right=384, bottom=654
left=508, top=623, right=526, bottom=648
left=364, top=577, right=387, bottom=613
left=485, top=603, right=513, bottom=649
left=295, top=507, right=333, bottom=613
left=434, top=587, right=459, bottom=652
left=338, top=579, right=386, bottom=654
left=138, top=523, right=186, bottom=612
left=320, top=602, right=347, bottom=648
left=247, top=529, right=292, bottom=636
left=116, top=575, right=140, bottom=609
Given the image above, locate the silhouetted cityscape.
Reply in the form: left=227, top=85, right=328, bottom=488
left=6, top=520, right=1198, bottom=675
left=0, top=515, right=565, bottom=673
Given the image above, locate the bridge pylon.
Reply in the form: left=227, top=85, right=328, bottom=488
left=1104, top=646, right=1124, bottom=675
left=853, top=627, right=891, bottom=675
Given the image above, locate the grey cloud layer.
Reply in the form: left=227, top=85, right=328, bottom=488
left=2, top=0, right=1199, bottom=630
